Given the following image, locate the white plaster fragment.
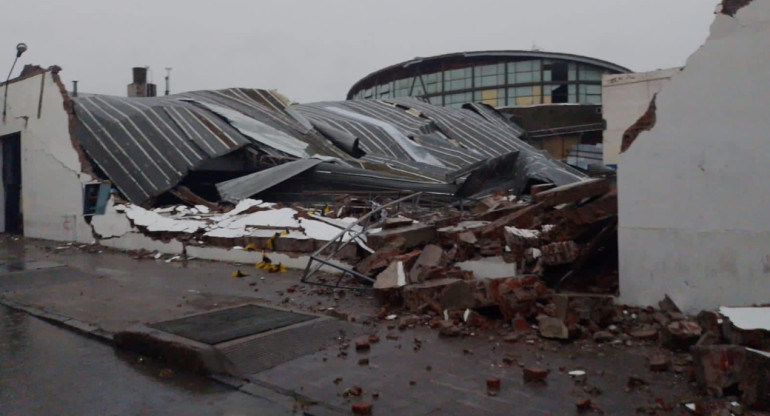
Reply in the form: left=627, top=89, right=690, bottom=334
left=719, top=307, right=770, bottom=330
left=456, top=256, right=517, bottom=279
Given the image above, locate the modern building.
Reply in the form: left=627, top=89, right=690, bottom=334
left=601, top=67, right=681, bottom=166
left=347, top=50, right=631, bottom=109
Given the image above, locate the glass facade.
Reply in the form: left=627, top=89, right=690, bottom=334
left=351, top=58, right=617, bottom=109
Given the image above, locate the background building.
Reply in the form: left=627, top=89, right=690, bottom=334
left=347, top=50, right=631, bottom=109
left=601, top=67, right=681, bottom=166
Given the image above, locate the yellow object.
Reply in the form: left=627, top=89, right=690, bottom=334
left=232, top=269, right=248, bottom=278
left=244, top=243, right=257, bottom=252
left=255, top=253, right=272, bottom=269
left=323, top=205, right=331, bottom=215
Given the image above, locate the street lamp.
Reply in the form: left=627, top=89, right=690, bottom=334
left=3, top=43, right=29, bottom=123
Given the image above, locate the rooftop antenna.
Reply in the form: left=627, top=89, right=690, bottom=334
left=72, top=80, right=78, bottom=97
left=164, top=67, right=172, bottom=96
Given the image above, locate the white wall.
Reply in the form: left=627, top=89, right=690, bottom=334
left=0, top=70, right=94, bottom=242
left=602, top=67, right=681, bottom=165
left=619, top=2, right=770, bottom=313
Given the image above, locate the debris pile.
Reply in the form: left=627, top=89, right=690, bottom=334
left=335, top=178, right=619, bottom=327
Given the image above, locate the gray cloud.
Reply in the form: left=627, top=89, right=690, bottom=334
left=0, top=0, right=717, bottom=103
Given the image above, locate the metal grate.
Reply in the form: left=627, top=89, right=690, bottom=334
left=150, top=304, right=317, bottom=345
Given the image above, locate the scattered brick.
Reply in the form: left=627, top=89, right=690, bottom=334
left=351, top=401, right=372, bottom=415
left=523, top=367, right=549, bottom=382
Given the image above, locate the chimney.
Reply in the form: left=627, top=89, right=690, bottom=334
left=132, top=67, right=147, bottom=84
left=127, top=67, right=156, bottom=97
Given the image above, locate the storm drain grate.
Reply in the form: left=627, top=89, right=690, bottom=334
left=150, top=304, right=317, bottom=345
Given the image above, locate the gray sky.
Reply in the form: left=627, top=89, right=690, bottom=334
left=1, top=0, right=717, bottom=103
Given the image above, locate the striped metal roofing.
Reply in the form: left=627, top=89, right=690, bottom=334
left=72, top=89, right=585, bottom=204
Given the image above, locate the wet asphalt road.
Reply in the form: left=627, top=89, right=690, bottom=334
left=0, top=305, right=281, bottom=416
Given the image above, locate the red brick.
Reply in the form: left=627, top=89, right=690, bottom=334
left=351, top=401, right=372, bottom=415
left=523, top=367, right=549, bottom=382
left=355, top=339, right=370, bottom=351
left=576, top=398, right=592, bottom=412
left=486, top=377, right=501, bottom=391
left=631, top=329, right=659, bottom=341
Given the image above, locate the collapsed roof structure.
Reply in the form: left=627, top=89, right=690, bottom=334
left=72, top=88, right=586, bottom=206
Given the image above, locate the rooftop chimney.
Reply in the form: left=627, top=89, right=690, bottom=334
left=132, top=67, right=147, bottom=84
left=127, top=66, right=156, bottom=97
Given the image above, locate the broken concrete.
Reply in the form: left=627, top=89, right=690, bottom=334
left=367, top=223, right=436, bottom=251
left=409, top=244, right=446, bottom=283
left=455, top=256, right=516, bottom=279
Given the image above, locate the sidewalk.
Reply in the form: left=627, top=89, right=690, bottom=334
left=0, top=236, right=699, bottom=415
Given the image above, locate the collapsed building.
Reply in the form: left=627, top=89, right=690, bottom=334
left=0, top=65, right=598, bottom=270
left=2, top=1, right=769, bottom=408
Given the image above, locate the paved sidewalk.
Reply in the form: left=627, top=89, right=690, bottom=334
left=0, top=237, right=700, bottom=415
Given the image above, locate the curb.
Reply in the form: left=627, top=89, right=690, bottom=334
left=113, top=324, right=238, bottom=375
left=0, top=298, right=346, bottom=415
left=0, top=298, right=113, bottom=343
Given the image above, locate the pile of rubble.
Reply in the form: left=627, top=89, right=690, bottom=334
left=349, top=177, right=618, bottom=322
left=336, top=178, right=769, bottom=413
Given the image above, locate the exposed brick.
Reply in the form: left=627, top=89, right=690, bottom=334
left=351, top=401, right=372, bottom=415
left=534, top=178, right=610, bottom=208
left=523, top=367, right=549, bottom=382
left=576, top=398, right=593, bottom=412
left=691, top=345, right=747, bottom=397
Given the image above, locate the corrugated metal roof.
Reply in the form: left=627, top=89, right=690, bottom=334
left=73, top=94, right=251, bottom=203
left=72, top=88, right=586, bottom=205
left=216, top=158, right=324, bottom=203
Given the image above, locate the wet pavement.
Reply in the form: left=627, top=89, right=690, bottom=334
left=0, top=236, right=704, bottom=415
left=0, top=304, right=287, bottom=416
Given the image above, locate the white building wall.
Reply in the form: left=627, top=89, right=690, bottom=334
left=618, top=1, right=770, bottom=313
left=0, top=70, right=94, bottom=242
left=602, top=67, right=681, bottom=166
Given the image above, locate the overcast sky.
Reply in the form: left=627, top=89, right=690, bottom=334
left=1, top=0, right=717, bottom=103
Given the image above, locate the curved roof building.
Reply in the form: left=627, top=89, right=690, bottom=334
left=348, top=50, right=631, bottom=108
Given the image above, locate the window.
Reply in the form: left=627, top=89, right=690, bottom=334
left=579, top=84, right=602, bottom=103
left=412, top=79, right=425, bottom=96
left=579, top=65, right=603, bottom=81
left=83, top=183, right=110, bottom=216
left=568, top=63, right=577, bottom=81
left=507, top=86, right=540, bottom=106
left=394, top=78, right=413, bottom=97
left=445, top=92, right=472, bottom=108
left=444, top=68, right=472, bottom=91
left=474, top=63, right=505, bottom=88
left=473, top=88, right=505, bottom=107
left=508, top=60, right=541, bottom=84
left=428, top=96, right=443, bottom=106
left=376, top=82, right=392, bottom=98
left=424, top=72, right=442, bottom=94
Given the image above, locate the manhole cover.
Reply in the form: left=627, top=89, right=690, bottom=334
left=150, top=304, right=317, bottom=345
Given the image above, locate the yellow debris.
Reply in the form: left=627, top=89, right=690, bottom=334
left=232, top=269, right=248, bottom=278
left=255, top=253, right=272, bottom=269
left=244, top=243, right=257, bottom=252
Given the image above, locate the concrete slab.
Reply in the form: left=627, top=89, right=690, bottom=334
left=150, top=304, right=317, bottom=345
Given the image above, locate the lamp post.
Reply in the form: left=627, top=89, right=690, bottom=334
left=3, top=43, right=28, bottom=123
